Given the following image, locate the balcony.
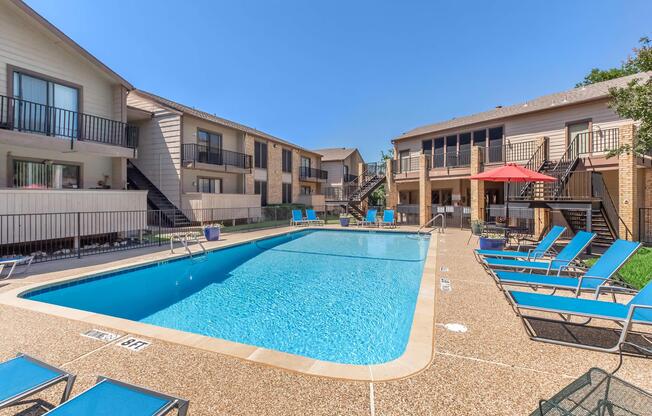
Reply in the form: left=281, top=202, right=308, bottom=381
left=299, top=166, right=328, bottom=182
left=182, top=143, right=253, bottom=172
left=296, top=193, right=326, bottom=207
left=0, top=95, right=138, bottom=150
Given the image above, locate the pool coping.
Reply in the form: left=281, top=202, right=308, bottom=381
left=0, top=226, right=437, bottom=382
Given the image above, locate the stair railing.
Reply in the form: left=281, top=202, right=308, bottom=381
left=545, top=134, right=582, bottom=198
left=517, top=137, right=549, bottom=199
left=591, top=172, right=632, bottom=240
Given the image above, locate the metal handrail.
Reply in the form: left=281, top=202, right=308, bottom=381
left=417, top=213, right=446, bottom=236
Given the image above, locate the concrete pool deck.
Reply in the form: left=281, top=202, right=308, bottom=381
left=0, top=226, right=650, bottom=415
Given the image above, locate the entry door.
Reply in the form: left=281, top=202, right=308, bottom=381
left=568, top=121, right=590, bottom=154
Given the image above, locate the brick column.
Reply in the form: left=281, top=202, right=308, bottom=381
left=358, top=162, right=367, bottom=211
left=533, top=136, right=550, bottom=238
left=418, top=154, right=432, bottom=226
left=291, top=149, right=301, bottom=203
left=470, top=146, right=485, bottom=222
left=267, top=142, right=283, bottom=205
left=645, top=168, right=652, bottom=207
left=244, top=134, right=255, bottom=195
left=618, top=123, right=638, bottom=240
left=385, top=158, right=398, bottom=210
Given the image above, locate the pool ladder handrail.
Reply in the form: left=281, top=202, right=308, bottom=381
left=417, top=213, right=445, bottom=237
left=170, top=232, right=206, bottom=257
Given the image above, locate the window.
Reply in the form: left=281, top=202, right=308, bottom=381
left=301, top=186, right=312, bottom=195
left=472, top=129, right=487, bottom=146
left=255, top=142, right=268, bottom=169
left=196, top=177, right=222, bottom=194
left=488, top=126, right=504, bottom=163
left=459, top=132, right=471, bottom=150
left=433, top=137, right=445, bottom=168
left=197, top=130, right=222, bottom=164
left=399, top=150, right=410, bottom=172
left=282, top=149, right=292, bottom=173
left=255, top=180, right=268, bottom=205
left=13, top=159, right=80, bottom=189
left=422, top=139, right=433, bottom=154
left=343, top=164, right=349, bottom=181
left=300, top=156, right=311, bottom=177
left=282, top=183, right=292, bottom=203
left=13, top=72, right=79, bottom=137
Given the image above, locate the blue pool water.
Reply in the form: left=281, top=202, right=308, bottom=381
left=24, top=230, right=430, bottom=364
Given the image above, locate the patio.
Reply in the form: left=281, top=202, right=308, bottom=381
left=0, top=227, right=649, bottom=415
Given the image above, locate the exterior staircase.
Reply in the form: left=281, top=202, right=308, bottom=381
left=126, top=161, right=190, bottom=226
left=330, top=162, right=387, bottom=221
left=515, top=131, right=629, bottom=245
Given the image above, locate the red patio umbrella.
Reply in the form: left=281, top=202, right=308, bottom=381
left=470, top=163, right=556, bottom=225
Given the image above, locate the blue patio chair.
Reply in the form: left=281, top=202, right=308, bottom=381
left=495, top=240, right=642, bottom=293
left=290, top=210, right=308, bottom=226
left=44, top=377, right=189, bottom=416
left=379, top=209, right=396, bottom=228
left=0, top=255, right=34, bottom=280
left=507, top=279, right=652, bottom=353
left=0, top=354, right=75, bottom=410
left=358, top=209, right=378, bottom=227
left=482, top=231, right=595, bottom=276
left=305, top=209, right=324, bottom=225
left=475, top=225, right=566, bottom=260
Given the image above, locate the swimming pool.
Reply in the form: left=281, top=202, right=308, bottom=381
left=23, top=229, right=430, bottom=365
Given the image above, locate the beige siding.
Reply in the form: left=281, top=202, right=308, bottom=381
left=182, top=115, right=246, bottom=153
left=0, top=2, right=122, bottom=120
left=182, top=169, right=244, bottom=194
left=127, top=93, right=182, bottom=207
left=322, top=160, right=344, bottom=186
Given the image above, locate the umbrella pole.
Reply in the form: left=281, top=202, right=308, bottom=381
left=506, top=182, right=510, bottom=229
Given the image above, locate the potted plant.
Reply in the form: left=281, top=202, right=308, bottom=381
left=478, top=232, right=506, bottom=250
left=339, top=213, right=351, bottom=227
left=203, top=223, right=222, bottom=241
left=471, top=220, right=483, bottom=235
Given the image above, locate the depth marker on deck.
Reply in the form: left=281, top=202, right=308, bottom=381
left=81, top=329, right=120, bottom=342
left=117, top=336, right=151, bottom=352
left=440, top=278, right=452, bottom=292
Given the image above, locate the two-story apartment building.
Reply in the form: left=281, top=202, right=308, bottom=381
left=0, top=0, right=147, bottom=249
left=388, top=72, right=652, bottom=243
left=126, top=90, right=327, bottom=221
left=315, top=147, right=364, bottom=202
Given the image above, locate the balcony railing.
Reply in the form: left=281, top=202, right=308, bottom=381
left=343, top=173, right=358, bottom=183
left=392, top=156, right=420, bottom=173
left=574, top=128, right=620, bottom=155
left=0, top=94, right=138, bottom=149
left=299, top=166, right=328, bottom=180
left=182, top=143, right=252, bottom=170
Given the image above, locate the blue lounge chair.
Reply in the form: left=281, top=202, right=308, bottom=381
left=507, top=279, right=652, bottom=353
left=44, top=376, right=189, bottom=416
left=0, top=354, right=75, bottom=410
left=495, top=240, right=642, bottom=293
left=379, top=209, right=396, bottom=228
left=305, top=209, right=324, bottom=225
left=358, top=209, right=378, bottom=227
left=290, top=210, right=308, bottom=226
left=483, top=231, right=595, bottom=276
left=0, top=255, right=34, bottom=280
left=475, top=225, right=566, bottom=260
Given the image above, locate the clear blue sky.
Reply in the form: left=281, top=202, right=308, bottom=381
left=25, top=0, right=652, bottom=161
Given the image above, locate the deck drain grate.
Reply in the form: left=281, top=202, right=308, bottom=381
left=439, top=278, right=452, bottom=292
left=81, top=329, right=120, bottom=343
left=117, top=336, right=151, bottom=352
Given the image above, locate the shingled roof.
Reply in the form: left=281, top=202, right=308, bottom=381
left=133, top=90, right=320, bottom=155
left=395, top=72, right=651, bottom=141
left=314, top=147, right=358, bottom=161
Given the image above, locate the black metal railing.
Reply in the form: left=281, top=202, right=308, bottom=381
left=592, top=172, right=631, bottom=240
left=482, top=140, right=539, bottom=164
left=343, top=174, right=358, bottom=183
left=182, top=143, right=252, bottom=170
left=0, top=205, right=349, bottom=264
left=299, top=166, right=328, bottom=180
left=0, top=94, right=138, bottom=149
left=363, top=162, right=387, bottom=177
left=575, top=128, right=620, bottom=155
left=640, top=208, right=652, bottom=244
left=517, top=138, right=549, bottom=197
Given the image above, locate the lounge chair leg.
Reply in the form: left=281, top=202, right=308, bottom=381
left=61, top=374, right=76, bottom=403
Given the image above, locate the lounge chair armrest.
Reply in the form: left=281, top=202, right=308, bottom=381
left=625, top=303, right=652, bottom=322
left=554, top=262, right=573, bottom=277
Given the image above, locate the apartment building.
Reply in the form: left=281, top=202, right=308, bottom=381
left=126, top=90, right=327, bottom=220
left=315, top=147, right=364, bottom=202
left=388, top=72, right=652, bottom=243
left=0, top=0, right=146, bottom=245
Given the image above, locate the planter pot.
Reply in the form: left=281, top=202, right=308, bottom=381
left=203, top=226, right=221, bottom=241
left=479, top=237, right=505, bottom=251
left=339, top=217, right=350, bottom=227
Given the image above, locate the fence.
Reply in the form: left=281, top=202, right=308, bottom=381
left=0, top=205, right=347, bottom=264
left=641, top=208, right=652, bottom=244
left=485, top=205, right=535, bottom=234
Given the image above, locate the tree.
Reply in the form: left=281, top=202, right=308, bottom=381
left=368, top=148, right=394, bottom=206
left=577, top=37, right=652, bottom=154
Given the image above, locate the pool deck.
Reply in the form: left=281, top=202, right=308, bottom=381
left=0, top=226, right=650, bottom=415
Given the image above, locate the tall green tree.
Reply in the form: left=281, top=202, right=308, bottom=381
left=578, top=37, right=652, bottom=154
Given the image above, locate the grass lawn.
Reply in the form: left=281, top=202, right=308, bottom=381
left=585, top=246, right=652, bottom=289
